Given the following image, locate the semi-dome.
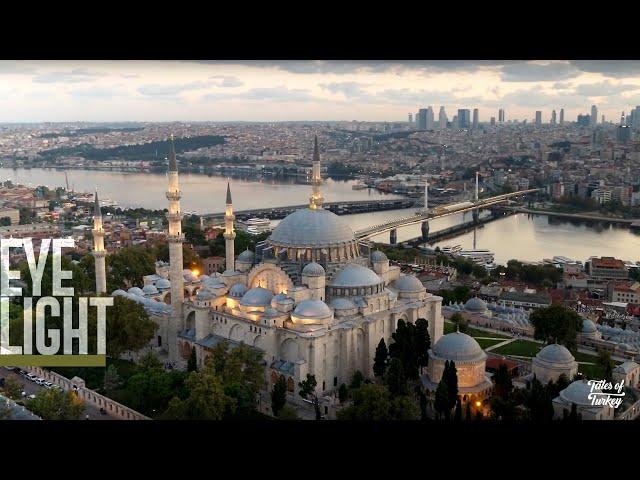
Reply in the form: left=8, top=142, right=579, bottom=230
left=329, top=298, right=357, bottom=310
left=432, top=331, right=485, bottom=362
left=536, top=343, right=575, bottom=364
left=302, top=262, right=325, bottom=277
left=229, top=283, right=248, bottom=298
left=237, top=250, right=255, bottom=263
left=293, top=299, right=332, bottom=319
left=392, top=275, right=424, bottom=293
left=112, top=289, right=127, bottom=297
left=142, top=284, right=159, bottom=295
left=371, top=250, right=388, bottom=262
left=128, top=287, right=144, bottom=297
left=269, top=208, right=355, bottom=248
left=464, top=297, right=488, bottom=313
left=156, top=278, right=171, bottom=289
left=560, top=379, right=602, bottom=406
left=331, top=264, right=382, bottom=287
left=240, top=286, right=273, bottom=307
left=582, top=319, right=597, bottom=334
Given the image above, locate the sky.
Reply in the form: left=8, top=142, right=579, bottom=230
left=1, top=60, right=640, bottom=123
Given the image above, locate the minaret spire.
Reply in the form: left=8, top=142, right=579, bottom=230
left=92, top=188, right=106, bottom=294
left=309, top=135, right=324, bottom=210
left=165, top=134, right=184, bottom=362
left=224, top=181, right=236, bottom=273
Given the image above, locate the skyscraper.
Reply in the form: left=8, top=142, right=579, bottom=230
left=498, top=108, right=505, bottom=123
left=551, top=110, right=557, bottom=125
left=426, top=106, right=435, bottom=130
left=490, top=116, right=496, bottom=126
left=408, top=113, right=413, bottom=123
left=535, top=111, right=542, bottom=126
left=472, top=108, right=479, bottom=130
left=457, top=109, right=471, bottom=129
left=591, top=105, right=598, bottom=127
left=560, top=108, right=564, bottom=125
left=438, top=106, right=447, bottom=129
left=634, top=106, right=640, bottom=130
left=417, top=109, right=428, bottom=130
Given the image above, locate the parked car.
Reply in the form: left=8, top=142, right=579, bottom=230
left=19, top=370, right=27, bottom=377
left=43, top=382, right=53, bottom=389
left=35, top=378, right=46, bottom=386
left=26, top=373, right=37, bottom=381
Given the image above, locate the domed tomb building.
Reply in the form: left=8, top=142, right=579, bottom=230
left=108, top=136, right=444, bottom=408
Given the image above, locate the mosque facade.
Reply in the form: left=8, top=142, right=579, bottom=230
left=100, top=136, right=444, bottom=400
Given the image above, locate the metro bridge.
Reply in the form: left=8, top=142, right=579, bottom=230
left=354, top=188, right=540, bottom=244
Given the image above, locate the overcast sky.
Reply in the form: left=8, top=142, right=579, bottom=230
left=1, top=60, right=640, bottom=123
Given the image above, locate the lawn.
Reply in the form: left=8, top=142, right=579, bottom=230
left=476, top=338, right=506, bottom=349
left=444, top=321, right=512, bottom=339
left=490, top=339, right=543, bottom=358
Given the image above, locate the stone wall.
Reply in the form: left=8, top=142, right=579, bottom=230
left=26, top=366, right=149, bottom=421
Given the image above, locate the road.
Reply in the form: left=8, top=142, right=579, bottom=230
left=1, top=368, right=118, bottom=420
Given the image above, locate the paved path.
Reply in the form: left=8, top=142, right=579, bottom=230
left=484, top=338, right=517, bottom=352
left=1, top=368, right=118, bottom=420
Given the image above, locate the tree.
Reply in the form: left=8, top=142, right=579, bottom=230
left=337, top=383, right=418, bottom=420
left=384, top=357, right=407, bottom=396
left=104, top=245, right=156, bottom=291
left=465, top=400, right=472, bottom=421
left=525, top=376, right=554, bottom=422
left=493, top=364, right=513, bottom=400
left=443, top=360, right=459, bottom=412
left=271, top=375, right=287, bottom=417
left=450, top=312, right=469, bottom=334
left=434, top=379, right=450, bottom=420
left=454, top=397, right=462, bottom=422
left=350, top=370, right=364, bottom=390
left=298, top=374, right=321, bottom=420
left=26, top=389, right=84, bottom=420
left=388, top=319, right=419, bottom=380
left=187, top=347, right=198, bottom=372
left=104, top=364, right=122, bottom=394
left=0, top=216, right=11, bottom=226
left=277, top=404, right=299, bottom=420
left=597, top=350, right=615, bottom=383
left=415, top=318, right=431, bottom=372
left=338, top=383, right=349, bottom=404
left=419, top=391, right=428, bottom=421
left=529, top=305, right=583, bottom=350
left=373, top=338, right=389, bottom=378
left=3, top=376, right=22, bottom=400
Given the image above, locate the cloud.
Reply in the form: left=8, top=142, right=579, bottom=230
left=209, top=75, right=243, bottom=88
left=373, top=88, right=482, bottom=106
left=32, top=68, right=105, bottom=84
left=203, top=86, right=317, bottom=102
left=500, top=62, right=581, bottom=82
left=137, top=81, right=213, bottom=96
left=320, top=82, right=369, bottom=98
left=498, top=85, right=586, bottom=108
left=571, top=61, right=640, bottom=78
left=68, top=86, right=129, bottom=98
left=573, top=80, right=640, bottom=97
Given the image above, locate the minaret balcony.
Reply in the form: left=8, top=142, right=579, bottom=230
left=92, top=229, right=105, bottom=237
left=167, top=234, right=185, bottom=243
left=92, top=250, right=106, bottom=258
left=166, top=191, right=182, bottom=201
left=223, top=232, right=236, bottom=240
left=167, top=212, right=183, bottom=222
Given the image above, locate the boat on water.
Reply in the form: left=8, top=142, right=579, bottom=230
left=440, top=245, right=462, bottom=255
left=243, top=217, right=272, bottom=235
left=352, top=182, right=369, bottom=190
left=455, top=249, right=495, bottom=265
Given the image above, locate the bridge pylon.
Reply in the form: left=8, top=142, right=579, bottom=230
left=421, top=221, right=429, bottom=242
left=390, top=228, right=397, bottom=245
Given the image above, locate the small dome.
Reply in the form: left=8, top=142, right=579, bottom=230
left=329, top=298, right=357, bottom=310
left=156, top=278, right=171, bottom=289
left=331, top=264, right=382, bottom=287
left=128, top=287, right=144, bottom=297
left=196, top=290, right=215, bottom=301
left=392, top=275, right=424, bottom=293
left=237, top=250, right=255, bottom=263
left=204, top=277, right=226, bottom=289
left=432, top=332, right=485, bottom=362
left=582, top=319, right=597, bottom=334
left=464, top=297, right=488, bottom=313
left=371, top=250, right=388, bottom=262
left=272, top=293, right=294, bottom=305
left=302, top=262, right=325, bottom=277
left=293, top=299, right=332, bottom=319
left=240, top=286, right=273, bottom=307
left=142, top=284, right=159, bottom=295
left=536, top=344, right=575, bottom=364
left=560, top=380, right=602, bottom=406
left=229, top=283, right=248, bottom=298
left=112, top=289, right=127, bottom=296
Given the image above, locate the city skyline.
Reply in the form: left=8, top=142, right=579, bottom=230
left=2, top=60, right=640, bottom=122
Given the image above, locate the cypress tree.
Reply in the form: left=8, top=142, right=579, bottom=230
left=373, top=338, right=389, bottom=378
left=454, top=397, right=462, bottom=422
left=187, top=346, right=198, bottom=372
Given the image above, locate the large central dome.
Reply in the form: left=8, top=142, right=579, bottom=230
left=269, top=208, right=355, bottom=248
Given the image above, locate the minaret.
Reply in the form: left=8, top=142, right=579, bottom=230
left=92, top=189, right=107, bottom=294
left=424, top=179, right=429, bottom=213
left=224, top=182, right=236, bottom=272
left=475, top=171, right=479, bottom=202
left=165, top=135, right=184, bottom=362
left=309, top=135, right=324, bottom=210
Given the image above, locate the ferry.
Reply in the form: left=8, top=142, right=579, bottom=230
left=439, top=245, right=462, bottom=255
left=455, top=249, right=495, bottom=265
left=243, top=217, right=272, bottom=235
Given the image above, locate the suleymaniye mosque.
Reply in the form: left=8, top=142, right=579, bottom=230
left=102, top=136, right=445, bottom=412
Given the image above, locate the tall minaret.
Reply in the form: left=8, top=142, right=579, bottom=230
left=165, top=135, right=184, bottom=361
left=309, top=135, right=324, bottom=210
left=475, top=171, right=479, bottom=202
left=92, top=189, right=107, bottom=294
left=224, top=182, right=236, bottom=272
